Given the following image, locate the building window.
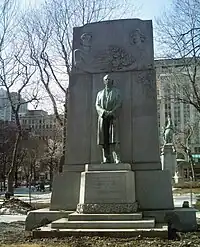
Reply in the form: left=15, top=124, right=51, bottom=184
left=184, top=169, right=188, bottom=179
left=194, top=147, right=200, bottom=153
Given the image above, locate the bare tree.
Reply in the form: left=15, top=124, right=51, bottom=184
left=20, top=137, right=46, bottom=188
left=0, top=0, right=40, bottom=194
left=40, top=124, right=62, bottom=191
left=174, top=123, right=195, bottom=180
left=22, top=0, right=137, bottom=116
left=21, top=0, right=138, bottom=167
left=156, top=0, right=200, bottom=113
left=0, top=120, right=16, bottom=190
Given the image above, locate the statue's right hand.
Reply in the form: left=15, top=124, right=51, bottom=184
left=102, top=111, right=109, bottom=118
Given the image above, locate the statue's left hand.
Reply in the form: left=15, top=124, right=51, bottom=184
left=103, top=111, right=113, bottom=118
left=107, top=111, right=113, bottom=116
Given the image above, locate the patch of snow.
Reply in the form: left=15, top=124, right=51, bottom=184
left=0, top=187, right=51, bottom=205
left=0, top=207, right=27, bottom=215
left=0, top=215, right=26, bottom=223
left=196, top=212, right=200, bottom=218
left=173, top=194, right=196, bottom=207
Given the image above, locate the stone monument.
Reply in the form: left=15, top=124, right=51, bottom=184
left=161, top=116, right=177, bottom=179
left=25, top=19, right=197, bottom=235
left=61, top=18, right=174, bottom=212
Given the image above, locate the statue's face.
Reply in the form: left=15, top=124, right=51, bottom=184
left=103, top=75, right=113, bottom=88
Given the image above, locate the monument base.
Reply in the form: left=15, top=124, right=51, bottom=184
left=25, top=164, right=197, bottom=235
left=161, top=144, right=177, bottom=178
left=76, top=203, right=138, bottom=214
left=50, top=166, right=84, bottom=211
left=78, top=164, right=137, bottom=213
left=135, top=170, right=174, bottom=210
left=25, top=208, right=73, bottom=231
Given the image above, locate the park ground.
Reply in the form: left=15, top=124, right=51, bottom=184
left=0, top=187, right=200, bottom=246
left=0, top=222, right=200, bottom=247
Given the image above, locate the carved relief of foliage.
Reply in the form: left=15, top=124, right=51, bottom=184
left=108, top=45, right=135, bottom=68
left=137, top=71, right=155, bottom=98
left=76, top=202, right=138, bottom=214
left=94, top=45, right=136, bottom=71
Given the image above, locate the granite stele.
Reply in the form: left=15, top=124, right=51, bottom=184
left=26, top=19, right=197, bottom=237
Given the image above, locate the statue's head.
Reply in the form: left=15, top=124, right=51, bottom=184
left=168, top=115, right=172, bottom=123
left=103, top=74, right=113, bottom=88
left=166, top=115, right=173, bottom=128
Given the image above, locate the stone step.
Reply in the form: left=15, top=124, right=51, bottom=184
left=32, top=224, right=168, bottom=238
left=68, top=212, right=143, bottom=221
left=51, top=218, right=155, bottom=229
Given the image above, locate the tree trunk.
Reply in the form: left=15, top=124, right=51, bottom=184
left=190, top=161, right=195, bottom=181
left=60, top=89, right=68, bottom=173
left=3, top=158, right=6, bottom=191
left=26, top=174, right=29, bottom=188
left=49, top=164, right=53, bottom=192
left=15, top=164, right=18, bottom=188
left=32, top=164, right=36, bottom=186
left=7, top=133, right=20, bottom=195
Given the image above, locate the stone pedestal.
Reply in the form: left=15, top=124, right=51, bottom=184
left=135, top=170, right=174, bottom=210
left=161, top=144, right=177, bottom=178
left=50, top=165, right=84, bottom=211
left=77, top=164, right=138, bottom=214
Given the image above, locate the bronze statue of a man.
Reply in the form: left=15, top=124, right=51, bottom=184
left=95, top=74, right=122, bottom=163
left=163, top=115, right=174, bottom=145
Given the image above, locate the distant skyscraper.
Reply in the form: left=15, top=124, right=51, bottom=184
left=0, top=88, right=28, bottom=121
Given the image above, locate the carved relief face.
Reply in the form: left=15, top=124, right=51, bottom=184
left=129, top=29, right=145, bottom=45
left=81, top=33, right=92, bottom=47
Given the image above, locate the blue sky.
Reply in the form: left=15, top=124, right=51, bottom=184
left=136, top=0, right=173, bottom=57
left=137, top=0, right=172, bottom=21
left=21, top=0, right=172, bottom=20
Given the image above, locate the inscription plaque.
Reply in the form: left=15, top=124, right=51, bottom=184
left=81, top=171, right=135, bottom=204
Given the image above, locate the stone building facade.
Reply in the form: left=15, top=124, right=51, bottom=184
left=155, top=58, right=200, bottom=156
left=19, top=110, right=62, bottom=141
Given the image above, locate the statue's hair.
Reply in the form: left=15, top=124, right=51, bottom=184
left=103, top=74, right=112, bottom=81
